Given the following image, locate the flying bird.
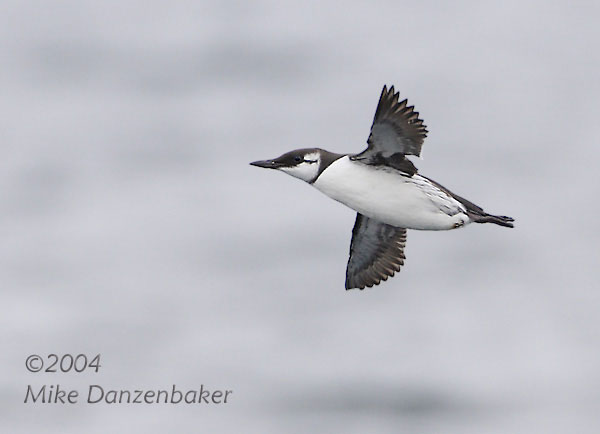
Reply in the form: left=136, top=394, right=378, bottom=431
left=251, top=85, right=514, bottom=289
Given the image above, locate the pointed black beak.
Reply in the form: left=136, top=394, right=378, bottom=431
left=250, top=159, right=280, bottom=169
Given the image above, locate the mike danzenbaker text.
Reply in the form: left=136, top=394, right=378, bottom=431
left=24, top=384, right=233, bottom=405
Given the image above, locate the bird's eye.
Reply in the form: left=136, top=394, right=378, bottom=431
left=294, top=156, right=303, bottom=162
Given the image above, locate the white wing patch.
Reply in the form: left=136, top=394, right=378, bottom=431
left=407, top=175, right=466, bottom=216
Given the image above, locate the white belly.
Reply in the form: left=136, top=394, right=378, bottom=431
left=313, top=156, right=469, bottom=230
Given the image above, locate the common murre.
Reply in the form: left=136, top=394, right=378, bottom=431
left=251, top=85, right=514, bottom=290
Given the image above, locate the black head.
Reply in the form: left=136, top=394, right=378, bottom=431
left=250, top=148, right=322, bottom=182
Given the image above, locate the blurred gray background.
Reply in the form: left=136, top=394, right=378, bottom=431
left=2, top=1, right=599, bottom=433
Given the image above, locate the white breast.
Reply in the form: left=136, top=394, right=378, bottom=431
left=313, top=156, right=469, bottom=230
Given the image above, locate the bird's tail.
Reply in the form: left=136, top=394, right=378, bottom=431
left=470, top=213, right=514, bottom=228
left=422, top=176, right=515, bottom=229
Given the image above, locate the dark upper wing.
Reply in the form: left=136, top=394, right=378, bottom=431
left=345, top=214, right=407, bottom=290
left=353, top=85, right=428, bottom=160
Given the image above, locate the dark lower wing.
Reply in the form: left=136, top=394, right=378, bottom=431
left=345, top=214, right=407, bottom=290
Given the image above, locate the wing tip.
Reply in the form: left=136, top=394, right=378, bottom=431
left=345, top=264, right=403, bottom=290
left=372, top=84, right=428, bottom=149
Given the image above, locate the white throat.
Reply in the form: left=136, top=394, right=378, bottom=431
left=279, top=152, right=321, bottom=183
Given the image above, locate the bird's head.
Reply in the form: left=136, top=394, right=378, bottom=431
left=250, top=148, right=323, bottom=183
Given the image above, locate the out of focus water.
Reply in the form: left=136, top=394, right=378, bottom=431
left=2, top=1, right=600, bottom=433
